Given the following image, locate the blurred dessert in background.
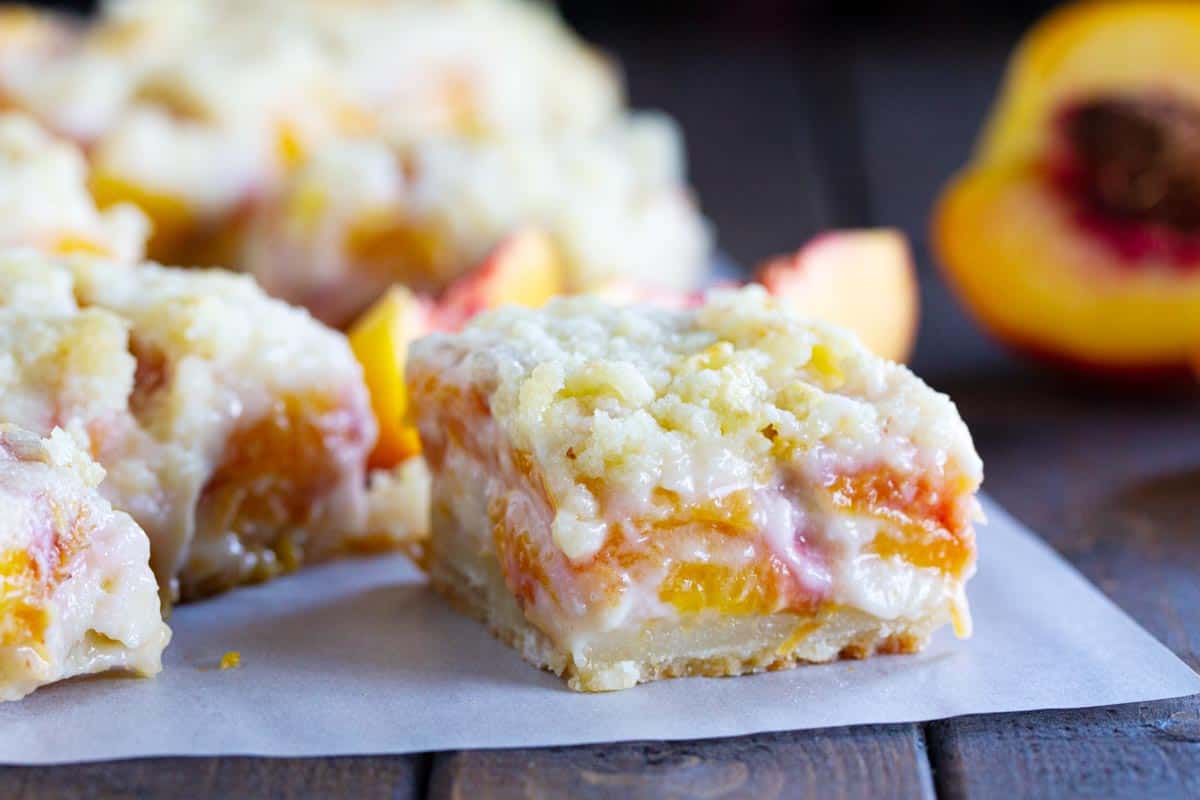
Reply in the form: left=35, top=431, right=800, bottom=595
left=0, top=112, right=147, bottom=260
left=0, top=424, right=170, bottom=701
left=0, top=0, right=710, bottom=320
left=0, top=0, right=930, bottom=620
left=934, top=1, right=1200, bottom=375
left=246, top=114, right=709, bottom=326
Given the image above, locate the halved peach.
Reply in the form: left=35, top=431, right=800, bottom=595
left=937, top=163, right=1200, bottom=371
left=755, top=230, right=918, bottom=363
left=933, top=1, right=1200, bottom=373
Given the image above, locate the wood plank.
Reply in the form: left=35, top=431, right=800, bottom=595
left=0, top=754, right=429, bottom=800
left=850, top=25, right=1020, bottom=381
left=429, top=726, right=933, bottom=800
left=582, top=24, right=833, bottom=268
left=929, top=700, right=1200, bottom=800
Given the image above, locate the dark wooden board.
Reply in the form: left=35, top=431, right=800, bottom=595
left=428, top=726, right=933, bottom=800
left=0, top=754, right=428, bottom=800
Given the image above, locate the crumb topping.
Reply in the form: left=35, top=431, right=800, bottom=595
left=412, top=286, right=982, bottom=564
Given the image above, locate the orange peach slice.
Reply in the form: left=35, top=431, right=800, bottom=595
left=348, top=286, right=434, bottom=469
left=350, top=229, right=567, bottom=467
left=437, top=228, right=566, bottom=327
left=755, top=230, right=919, bottom=363
left=89, top=171, right=195, bottom=264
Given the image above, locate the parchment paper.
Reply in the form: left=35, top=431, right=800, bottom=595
left=3, top=496, right=1197, bottom=764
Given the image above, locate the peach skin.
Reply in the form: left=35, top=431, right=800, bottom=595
left=755, top=229, right=918, bottom=364
left=349, top=228, right=567, bottom=469
left=588, top=230, right=919, bottom=363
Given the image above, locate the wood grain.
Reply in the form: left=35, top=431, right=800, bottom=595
left=0, top=755, right=429, bottom=800
left=428, top=727, right=933, bottom=800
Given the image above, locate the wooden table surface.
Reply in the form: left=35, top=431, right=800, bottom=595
left=7, top=16, right=1199, bottom=799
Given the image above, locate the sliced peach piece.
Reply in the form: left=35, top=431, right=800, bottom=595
left=755, top=230, right=918, bottom=363
left=89, top=171, right=195, bottom=264
left=348, top=286, right=435, bottom=469
left=933, top=1, right=1200, bottom=374
left=437, top=228, right=566, bottom=327
left=349, top=231, right=567, bottom=467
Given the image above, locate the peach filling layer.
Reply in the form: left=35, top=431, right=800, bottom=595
left=0, top=499, right=90, bottom=650
left=491, top=469, right=970, bottom=626
left=188, top=392, right=367, bottom=593
left=829, top=471, right=975, bottom=576
left=420, top=375, right=972, bottom=631
left=1050, top=94, right=1200, bottom=267
left=0, top=550, right=49, bottom=649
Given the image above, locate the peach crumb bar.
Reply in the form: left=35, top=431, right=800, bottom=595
left=0, top=250, right=377, bottom=603
left=409, top=286, right=983, bottom=691
left=0, top=425, right=170, bottom=701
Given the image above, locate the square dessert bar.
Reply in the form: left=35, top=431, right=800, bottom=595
left=409, top=287, right=983, bottom=691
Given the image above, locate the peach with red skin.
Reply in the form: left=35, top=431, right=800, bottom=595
left=436, top=227, right=565, bottom=329
left=755, top=229, right=919, bottom=364
left=589, top=230, right=919, bottom=364
left=350, top=228, right=567, bottom=468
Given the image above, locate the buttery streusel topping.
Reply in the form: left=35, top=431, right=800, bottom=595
left=413, top=286, right=981, bottom=562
